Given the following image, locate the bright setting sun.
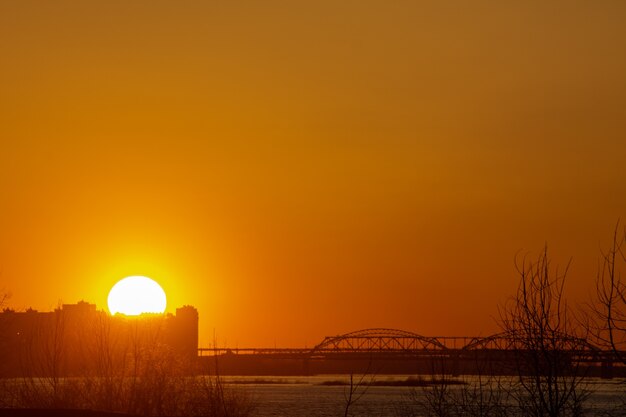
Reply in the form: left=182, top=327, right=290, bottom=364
left=107, top=276, right=167, bottom=315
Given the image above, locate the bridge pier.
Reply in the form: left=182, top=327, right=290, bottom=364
left=601, top=360, right=614, bottom=379
left=451, top=352, right=460, bottom=377
left=302, top=358, right=310, bottom=376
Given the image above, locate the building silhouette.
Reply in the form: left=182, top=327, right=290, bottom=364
left=0, top=301, right=199, bottom=377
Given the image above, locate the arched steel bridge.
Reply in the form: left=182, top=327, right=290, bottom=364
left=198, top=328, right=619, bottom=378
left=199, top=327, right=603, bottom=356
left=312, top=328, right=447, bottom=352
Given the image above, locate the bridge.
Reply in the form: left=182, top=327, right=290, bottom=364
left=198, top=328, right=621, bottom=378
left=199, top=327, right=603, bottom=355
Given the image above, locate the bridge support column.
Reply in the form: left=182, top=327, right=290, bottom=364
left=601, top=360, right=614, bottom=379
left=452, top=352, right=460, bottom=377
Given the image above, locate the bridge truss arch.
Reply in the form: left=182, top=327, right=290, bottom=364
left=461, top=331, right=601, bottom=353
left=311, top=328, right=448, bottom=353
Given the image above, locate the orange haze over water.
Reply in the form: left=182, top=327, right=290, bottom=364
left=1, top=1, right=626, bottom=348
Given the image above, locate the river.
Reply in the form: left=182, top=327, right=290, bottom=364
left=223, top=375, right=626, bottom=417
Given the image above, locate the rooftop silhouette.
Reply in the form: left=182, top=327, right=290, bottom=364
left=0, top=302, right=198, bottom=377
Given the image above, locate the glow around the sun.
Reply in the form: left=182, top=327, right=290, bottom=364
left=107, top=275, right=167, bottom=315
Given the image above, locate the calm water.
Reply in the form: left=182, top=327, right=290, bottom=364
left=222, top=375, right=626, bottom=417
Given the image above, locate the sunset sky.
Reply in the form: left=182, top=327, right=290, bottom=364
left=1, top=1, right=625, bottom=348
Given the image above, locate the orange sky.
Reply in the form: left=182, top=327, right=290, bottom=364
left=1, top=1, right=625, bottom=348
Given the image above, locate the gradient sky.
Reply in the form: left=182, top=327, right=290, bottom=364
left=1, top=1, right=625, bottom=348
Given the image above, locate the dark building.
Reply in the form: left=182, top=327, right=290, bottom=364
left=0, top=302, right=199, bottom=377
left=168, top=306, right=199, bottom=359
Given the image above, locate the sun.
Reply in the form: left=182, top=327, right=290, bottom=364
left=107, top=276, right=167, bottom=315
